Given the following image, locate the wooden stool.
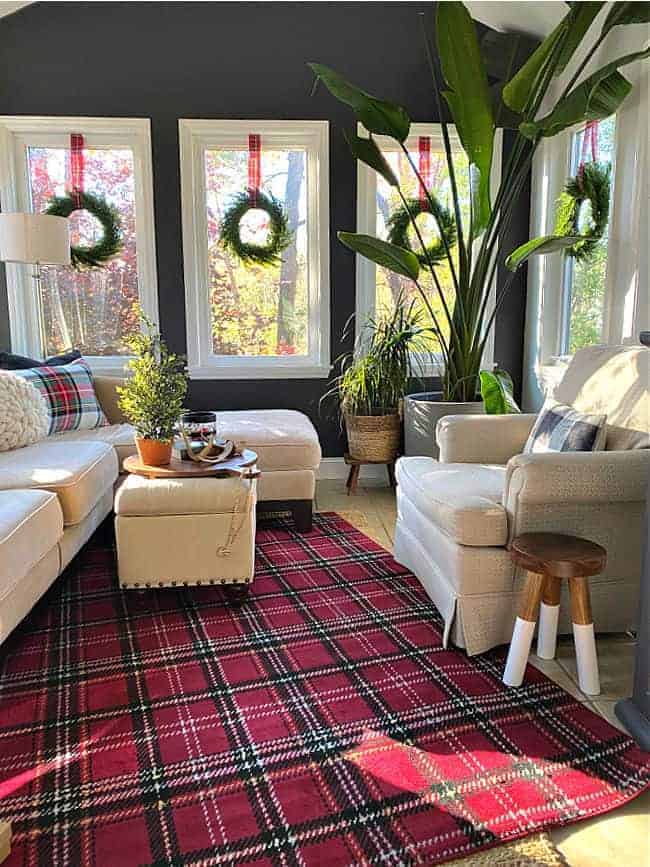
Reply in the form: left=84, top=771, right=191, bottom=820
left=344, top=453, right=396, bottom=495
left=503, top=532, right=607, bottom=695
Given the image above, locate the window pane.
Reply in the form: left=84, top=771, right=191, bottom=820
left=566, top=116, right=615, bottom=353
left=375, top=144, right=470, bottom=354
left=205, top=148, right=308, bottom=357
left=27, top=146, right=139, bottom=357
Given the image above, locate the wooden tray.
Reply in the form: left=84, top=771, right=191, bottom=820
left=124, top=449, right=259, bottom=480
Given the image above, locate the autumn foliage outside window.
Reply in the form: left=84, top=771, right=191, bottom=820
left=27, top=146, right=140, bottom=357
left=204, top=148, right=308, bottom=357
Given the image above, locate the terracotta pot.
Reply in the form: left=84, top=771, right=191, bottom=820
left=135, top=437, right=173, bottom=467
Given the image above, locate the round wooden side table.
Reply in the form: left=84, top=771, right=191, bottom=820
left=502, top=532, right=607, bottom=695
left=123, top=449, right=259, bottom=480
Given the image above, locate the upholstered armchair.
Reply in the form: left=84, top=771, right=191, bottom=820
left=393, top=345, right=650, bottom=656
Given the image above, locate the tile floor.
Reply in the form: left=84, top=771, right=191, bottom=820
left=315, top=477, right=650, bottom=867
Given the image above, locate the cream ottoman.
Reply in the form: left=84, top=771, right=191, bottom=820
left=114, top=474, right=257, bottom=595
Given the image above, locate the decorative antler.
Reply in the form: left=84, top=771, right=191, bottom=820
left=179, top=427, right=236, bottom=464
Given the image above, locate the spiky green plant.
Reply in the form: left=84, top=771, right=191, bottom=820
left=117, top=310, right=188, bottom=441
left=323, top=298, right=430, bottom=418
left=310, top=2, right=648, bottom=400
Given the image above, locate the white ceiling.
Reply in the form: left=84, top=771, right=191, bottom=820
left=465, top=1, right=566, bottom=38
left=0, top=1, right=34, bottom=19
left=0, top=1, right=569, bottom=36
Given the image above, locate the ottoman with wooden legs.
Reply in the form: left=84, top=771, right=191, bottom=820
left=114, top=474, right=257, bottom=595
left=502, top=532, right=607, bottom=695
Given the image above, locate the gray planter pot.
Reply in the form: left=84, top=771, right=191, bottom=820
left=404, top=392, right=484, bottom=459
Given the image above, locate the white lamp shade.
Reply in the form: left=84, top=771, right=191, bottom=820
left=0, top=213, right=71, bottom=266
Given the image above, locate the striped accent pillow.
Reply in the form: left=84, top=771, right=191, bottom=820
left=524, top=401, right=607, bottom=454
left=13, top=358, right=108, bottom=435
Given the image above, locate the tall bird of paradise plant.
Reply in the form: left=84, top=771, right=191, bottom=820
left=310, top=1, right=649, bottom=401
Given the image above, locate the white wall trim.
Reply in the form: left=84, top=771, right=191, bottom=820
left=0, top=115, right=159, bottom=366
left=317, top=457, right=386, bottom=481
left=178, top=118, right=331, bottom=380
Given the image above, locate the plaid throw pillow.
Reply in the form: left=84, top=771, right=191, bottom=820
left=13, top=358, right=108, bottom=435
left=524, top=401, right=607, bottom=454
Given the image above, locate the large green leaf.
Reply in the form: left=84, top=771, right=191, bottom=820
left=502, top=4, right=604, bottom=112
left=601, top=2, right=650, bottom=38
left=506, top=234, right=584, bottom=271
left=503, top=18, right=568, bottom=114
left=338, top=232, right=420, bottom=281
left=479, top=368, right=521, bottom=414
left=343, top=131, right=398, bottom=187
left=520, top=47, right=650, bottom=139
left=555, top=3, right=604, bottom=75
left=309, top=63, right=410, bottom=141
left=436, top=1, right=494, bottom=235
left=480, top=29, right=540, bottom=85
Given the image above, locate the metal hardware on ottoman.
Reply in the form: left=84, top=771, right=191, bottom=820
left=114, top=472, right=257, bottom=593
left=403, top=392, right=483, bottom=458
left=503, top=532, right=607, bottom=694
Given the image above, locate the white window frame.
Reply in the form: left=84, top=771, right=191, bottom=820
left=355, top=122, right=502, bottom=375
left=179, top=119, right=330, bottom=379
left=0, top=116, right=159, bottom=373
left=522, top=20, right=648, bottom=409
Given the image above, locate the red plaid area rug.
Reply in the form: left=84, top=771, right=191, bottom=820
left=0, top=513, right=648, bottom=866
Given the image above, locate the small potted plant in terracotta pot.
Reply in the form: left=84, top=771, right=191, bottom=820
left=117, top=311, right=187, bottom=466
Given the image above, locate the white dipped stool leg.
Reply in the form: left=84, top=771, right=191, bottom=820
left=569, top=575, right=600, bottom=696
left=503, top=571, right=545, bottom=687
left=537, top=576, right=562, bottom=660
left=573, top=623, right=601, bottom=695
left=503, top=618, right=536, bottom=686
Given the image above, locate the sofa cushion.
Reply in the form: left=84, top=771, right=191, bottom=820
left=523, top=400, right=607, bottom=454
left=0, top=490, right=63, bottom=593
left=395, top=457, right=508, bottom=547
left=214, top=410, right=321, bottom=472
left=51, top=423, right=137, bottom=466
left=13, top=358, right=108, bottom=435
left=553, top=345, right=649, bottom=449
left=0, top=441, right=118, bottom=526
left=115, top=473, right=256, bottom=517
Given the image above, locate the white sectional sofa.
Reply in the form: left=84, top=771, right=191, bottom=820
left=0, top=376, right=321, bottom=645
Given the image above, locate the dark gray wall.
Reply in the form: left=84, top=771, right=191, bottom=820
left=0, top=1, right=529, bottom=455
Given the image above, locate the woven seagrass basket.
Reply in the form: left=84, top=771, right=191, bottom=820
left=345, top=413, right=401, bottom=462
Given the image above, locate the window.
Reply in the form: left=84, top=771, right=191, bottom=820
left=0, top=117, right=158, bottom=369
left=356, top=123, right=501, bottom=369
left=179, top=120, right=330, bottom=379
left=560, top=116, right=616, bottom=354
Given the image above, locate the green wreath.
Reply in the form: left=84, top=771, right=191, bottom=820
left=219, top=189, right=292, bottom=266
left=386, top=196, right=457, bottom=266
left=44, top=190, right=123, bottom=270
left=554, top=162, right=611, bottom=261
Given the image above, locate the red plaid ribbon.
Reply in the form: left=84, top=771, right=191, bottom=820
left=248, top=134, right=261, bottom=207
left=578, top=120, right=599, bottom=189
left=418, top=136, right=431, bottom=207
left=69, top=133, right=85, bottom=208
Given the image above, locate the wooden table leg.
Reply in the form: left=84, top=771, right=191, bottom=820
left=569, top=575, right=600, bottom=695
left=0, top=822, right=11, bottom=865
left=503, top=571, right=545, bottom=687
left=227, top=583, right=251, bottom=606
left=346, top=463, right=360, bottom=495
left=537, top=575, right=561, bottom=660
